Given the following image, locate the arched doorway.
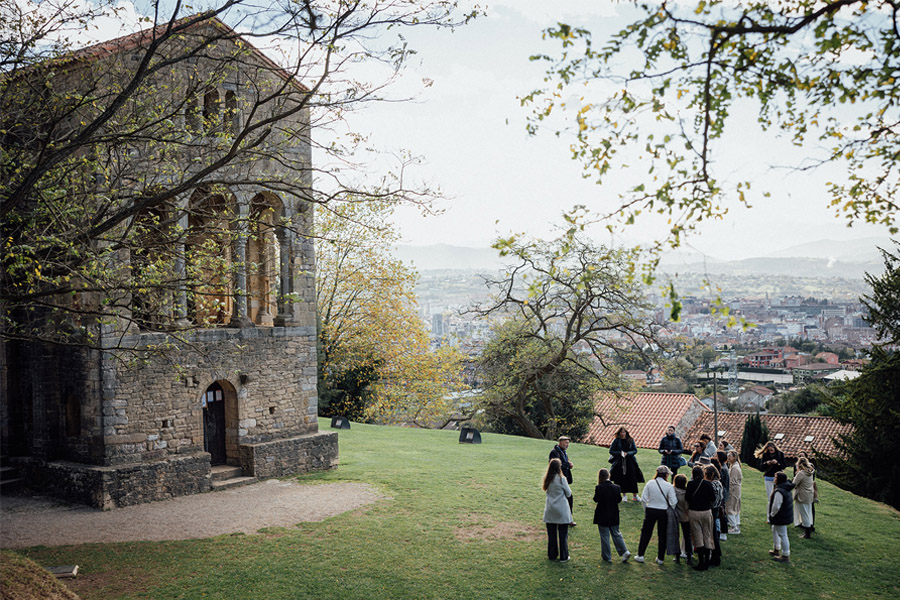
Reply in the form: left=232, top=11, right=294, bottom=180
left=202, top=382, right=227, bottom=465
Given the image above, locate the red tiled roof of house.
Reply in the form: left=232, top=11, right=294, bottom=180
left=747, top=386, right=774, bottom=396
left=793, top=363, right=841, bottom=371
left=584, top=392, right=710, bottom=449
left=683, top=412, right=852, bottom=460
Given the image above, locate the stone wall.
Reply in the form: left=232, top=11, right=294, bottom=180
left=239, top=431, right=338, bottom=478
left=100, top=326, right=319, bottom=466
left=15, top=452, right=211, bottom=510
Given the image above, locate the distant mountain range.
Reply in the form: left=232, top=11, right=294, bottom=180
left=395, top=237, right=895, bottom=278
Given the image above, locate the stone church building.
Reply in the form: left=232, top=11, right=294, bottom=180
left=0, top=17, right=338, bottom=508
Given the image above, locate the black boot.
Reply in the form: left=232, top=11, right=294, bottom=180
left=686, top=551, right=694, bottom=566
left=710, top=546, right=721, bottom=567
left=693, top=549, right=708, bottom=571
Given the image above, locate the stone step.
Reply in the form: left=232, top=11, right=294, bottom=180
left=211, top=476, right=257, bottom=491
left=0, top=465, right=17, bottom=477
left=210, top=465, right=243, bottom=482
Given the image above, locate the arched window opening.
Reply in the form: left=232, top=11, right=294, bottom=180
left=65, top=393, right=81, bottom=437
left=185, top=92, right=201, bottom=133
left=224, top=90, right=237, bottom=136
left=132, top=202, right=177, bottom=330
left=203, top=88, right=220, bottom=134
left=186, top=190, right=235, bottom=326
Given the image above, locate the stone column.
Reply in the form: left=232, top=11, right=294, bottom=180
left=232, top=191, right=252, bottom=327
left=174, top=196, right=191, bottom=326
left=274, top=204, right=293, bottom=327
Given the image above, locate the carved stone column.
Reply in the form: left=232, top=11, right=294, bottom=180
left=232, top=192, right=253, bottom=327
left=174, top=196, right=191, bottom=326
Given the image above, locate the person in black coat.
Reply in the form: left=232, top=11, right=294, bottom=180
left=609, top=427, right=643, bottom=501
left=768, top=471, right=795, bottom=563
left=549, top=435, right=575, bottom=526
left=593, top=468, right=632, bottom=563
left=686, top=466, right=716, bottom=571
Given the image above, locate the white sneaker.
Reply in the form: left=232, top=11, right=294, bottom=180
left=720, top=534, right=728, bottom=541
left=634, top=555, right=645, bottom=563
left=655, top=558, right=664, bottom=565
left=731, top=528, right=741, bottom=534
left=621, top=551, right=631, bottom=563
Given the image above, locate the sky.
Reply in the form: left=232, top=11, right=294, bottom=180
left=333, top=1, right=894, bottom=261
left=28, top=0, right=894, bottom=262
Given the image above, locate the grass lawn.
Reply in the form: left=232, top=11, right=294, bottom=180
left=13, top=423, right=900, bottom=599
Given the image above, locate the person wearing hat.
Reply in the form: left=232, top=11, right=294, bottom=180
left=634, top=465, right=678, bottom=565
left=549, top=436, right=576, bottom=526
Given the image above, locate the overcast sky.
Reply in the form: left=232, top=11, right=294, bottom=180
left=336, top=1, right=894, bottom=261
left=49, top=0, right=895, bottom=262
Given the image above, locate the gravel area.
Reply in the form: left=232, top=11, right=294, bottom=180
left=0, top=479, right=385, bottom=549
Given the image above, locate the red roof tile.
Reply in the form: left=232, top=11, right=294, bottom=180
left=584, top=392, right=710, bottom=449
left=683, top=412, right=852, bottom=460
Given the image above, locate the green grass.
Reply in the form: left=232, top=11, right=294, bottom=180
left=14, top=424, right=900, bottom=599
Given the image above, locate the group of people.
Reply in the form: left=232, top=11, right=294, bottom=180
left=542, top=429, right=816, bottom=568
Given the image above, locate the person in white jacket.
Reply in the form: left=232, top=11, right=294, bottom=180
left=635, top=465, right=678, bottom=565
left=543, top=458, right=573, bottom=561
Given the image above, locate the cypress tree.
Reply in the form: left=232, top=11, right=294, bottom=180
left=740, top=411, right=769, bottom=469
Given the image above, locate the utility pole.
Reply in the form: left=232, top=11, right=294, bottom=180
left=713, top=370, right=720, bottom=446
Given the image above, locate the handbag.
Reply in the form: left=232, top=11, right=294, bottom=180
left=678, top=455, right=687, bottom=468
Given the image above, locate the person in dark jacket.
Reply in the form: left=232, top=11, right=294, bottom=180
left=549, top=435, right=575, bottom=526
left=685, top=466, right=716, bottom=571
left=593, top=468, right=631, bottom=563
left=713, top=453, right=730, bottom=542
left=768, top=471, right=795, bottom=563
left=658, top=425, right=686, bottom=476
left=609, top=427, right=643, bottom=501
left=755, top=441, right=787, bottom=519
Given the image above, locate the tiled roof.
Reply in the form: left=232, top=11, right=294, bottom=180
left=584, top=392, right=710, bottom=449
left=683, top=412, right=853, bottom=460
left=793, top=363, right=841, bottom=371
left=22, top=14, right=308, bottom=92
left=747, top=386, right=774, bottom=396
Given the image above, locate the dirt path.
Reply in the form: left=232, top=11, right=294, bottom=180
left=0, top=479, right=385, bottom=548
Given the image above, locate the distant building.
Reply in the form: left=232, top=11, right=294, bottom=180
left=432, top=313, right=444, bottom=337
left=684, top=412, right=851, bottom=461
left=585, top=392, right=710, bottom=449
left=736, top=386, right=774, bottom=411
left=815, top=351, right=840, bottom=365
left=792, top=363, right=842, bottom=384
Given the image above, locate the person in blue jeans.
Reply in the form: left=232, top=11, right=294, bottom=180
left=593, top=468, right=631, bottom=563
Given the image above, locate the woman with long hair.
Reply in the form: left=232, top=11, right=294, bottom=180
left=705, top=464, right=725, bottom=567
left=686, top=441, right=705, bottom=468
left=725, top=451, right=743, bottom=534
left=543, top=458, right=573, bottom=561
left=609, top=426, right=643, bottom=501
left=686, top=465, right=715, bottom=571
left=793, top=457, right=816, bottom=539
left=673, top=473, right=693, bottom=565
left=755, top=441, right=786, bottom=519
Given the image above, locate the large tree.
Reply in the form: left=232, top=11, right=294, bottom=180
left=1, top=0, right=475, bottom=350
left=473, top=229, right=659, bottom=439
left=818, top=242, right=900, bottom=508
left=522, top=1, right=899, bottom=253
left=316, top=200, right=467, bottom=427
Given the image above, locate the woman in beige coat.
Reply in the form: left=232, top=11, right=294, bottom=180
left=724, top=451, right=742, bottom=534
left=793, top=457, right=816, bottom=539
